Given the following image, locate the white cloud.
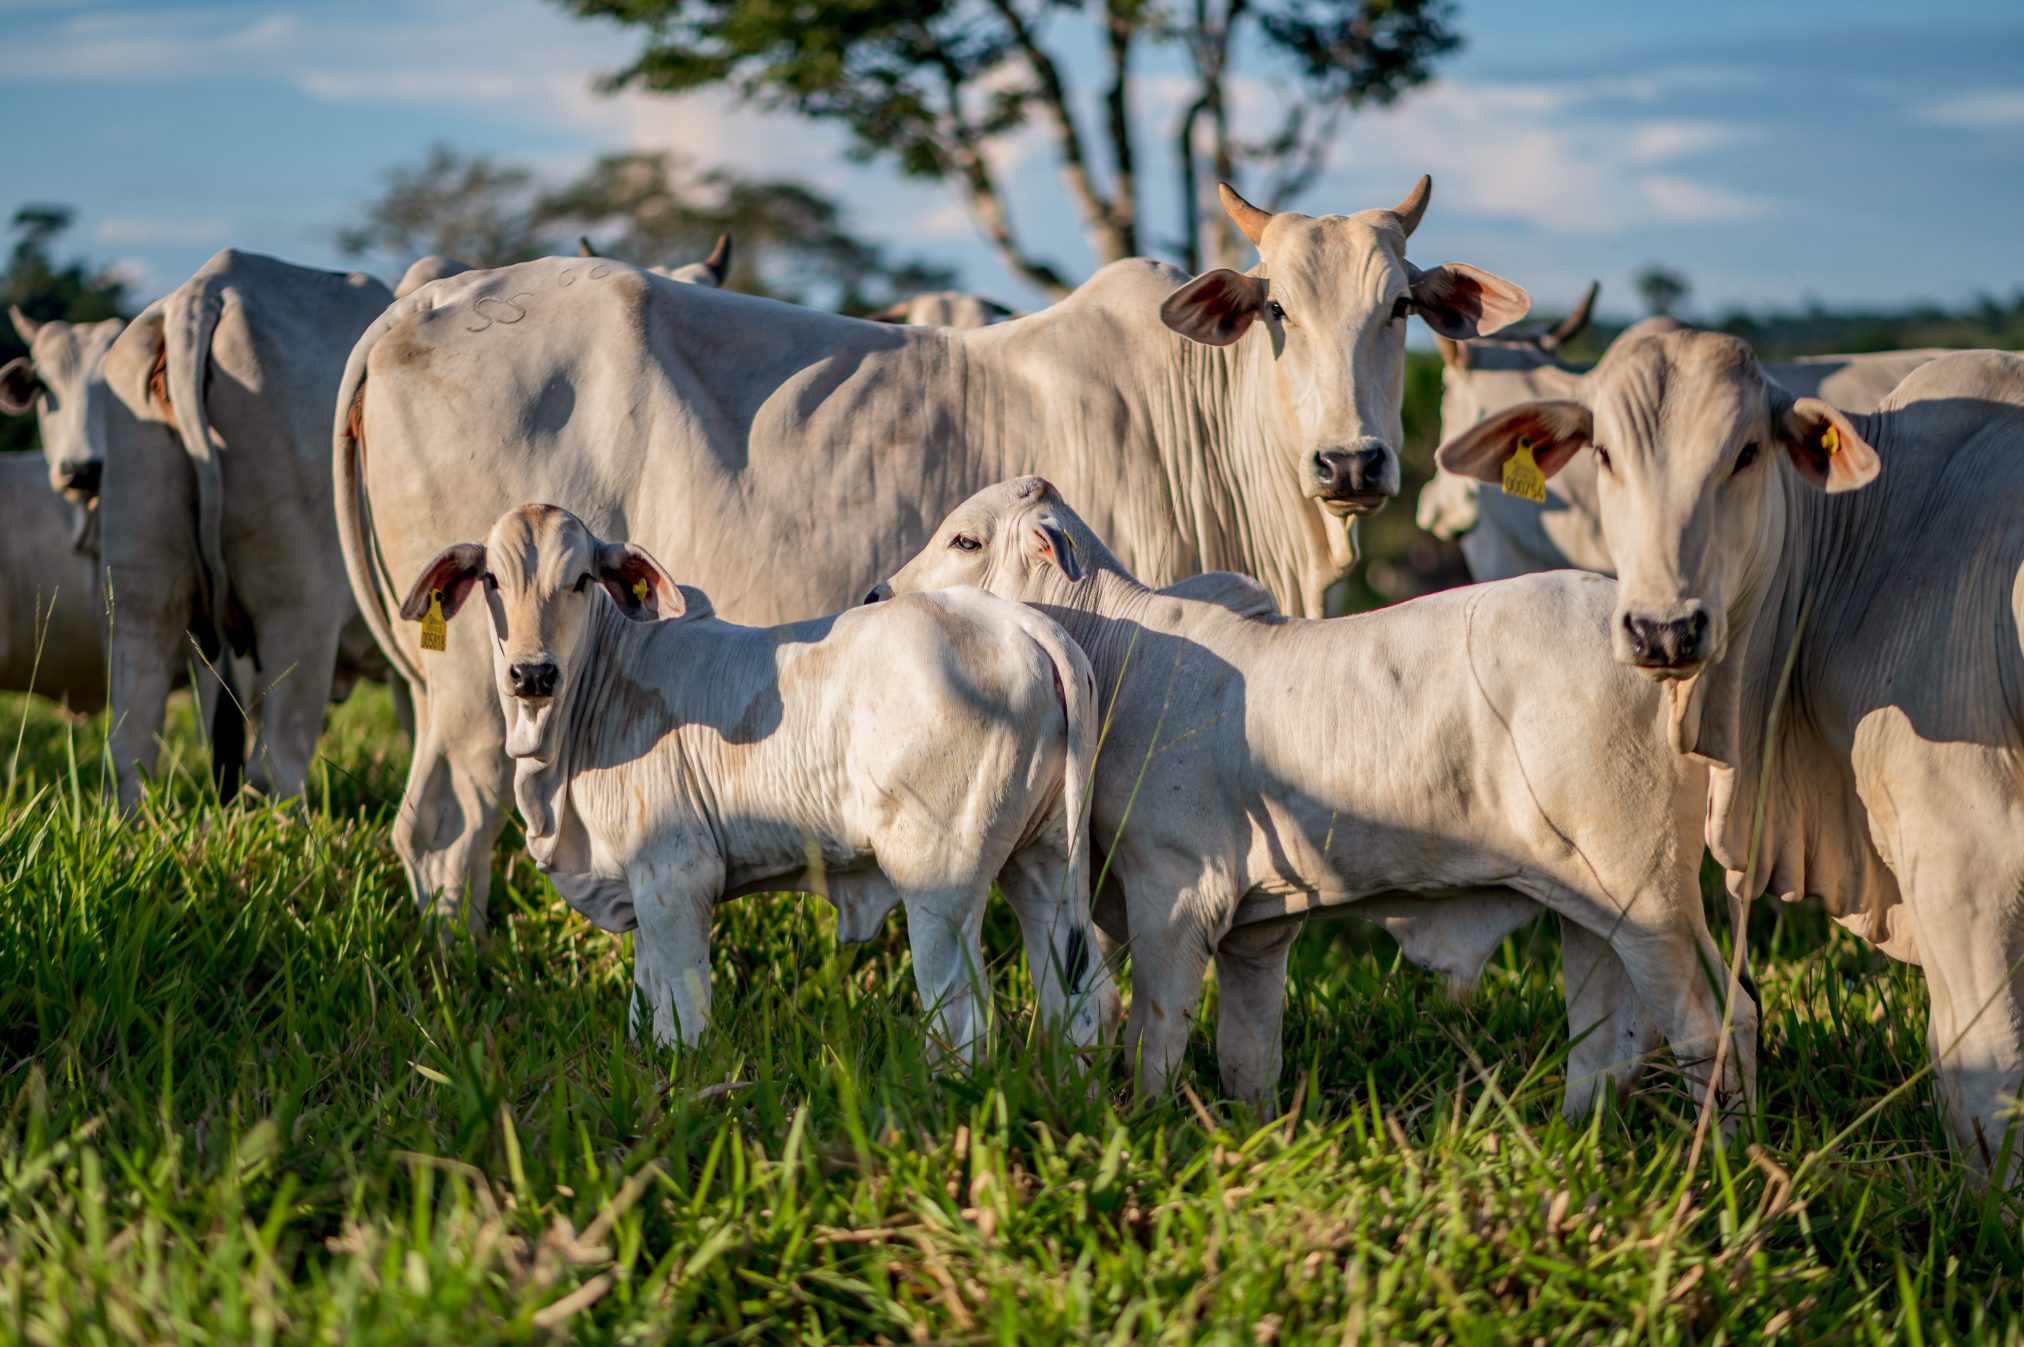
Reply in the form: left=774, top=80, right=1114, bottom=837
left=1916, top=89, right=2024, bottom=130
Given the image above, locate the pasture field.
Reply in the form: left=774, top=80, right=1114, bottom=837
left=3, top=685, right=2023, bottom=1346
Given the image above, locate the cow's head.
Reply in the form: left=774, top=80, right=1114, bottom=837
left=1436, top=325, right=1877, bottom=677
left=401, top=504, right=686, bottom=761
left=1160, top=178, right=1530, bottom=516
left=867, top=476, right=1090, bottom=606
left=0, top=307, right=127, bottom=500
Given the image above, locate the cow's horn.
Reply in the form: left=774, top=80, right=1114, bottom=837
left=1391, top=175, right=1432, bottom=238
left=577, top=236, right=598, bottom=258
left=1217, top=183, right=1272, bottom=247
left=1539, top=280, right=1600, bottom=352
left=704, top=233, right=733, bottom=282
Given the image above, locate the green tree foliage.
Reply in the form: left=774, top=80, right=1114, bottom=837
left=1634, top=263, right=1690, bottom=319
left=0, top=206, right=130, bottom=454
left=339, top=145, right=954, bottom=313
left=557, top=0, right=1461, bottom=290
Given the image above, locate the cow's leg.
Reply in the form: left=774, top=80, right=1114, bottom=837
left=238, top=610, right=342, bottom=801
left=629, top=880, right=718, bottom=1050
left=895, top=886, right=992, bottom=1069
left=102, top=578, right=196, bottom=811
left=1560, top=918, right=1663, bottom=1117
left=997, top=846, right=1118, bottom=1053
left=1118, top=861, right=1229, bottom=1096
left=391, top=696, right=511, bottom=934
left=1214, top=920, right=1302, bottom=1116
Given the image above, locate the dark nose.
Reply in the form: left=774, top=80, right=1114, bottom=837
left=507, top=662, right=558, bottom=698
left=863, top=585, right=888, bottom=605
left=1622, top=610, right=1710, bottom=668
left=1310, top=446, right=1390, bottom=500
left=60, top=460, right=101, bottom=497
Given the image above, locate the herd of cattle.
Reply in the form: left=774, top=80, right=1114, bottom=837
left=4, top=177, right=2023, bottom=1177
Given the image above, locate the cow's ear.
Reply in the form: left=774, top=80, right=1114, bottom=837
left=399, top=543, right=485, bottom=622
left=597, top=541, right=685, bottom=620
left=1409, top=263, right=1532, bottom=340
left=1435, top=400, right=1592, bottom=485
left=1032, top=516, right=1084, bottom=582
left=1776, top=396, right=1877, bottom=494
left=1161, top=269, right=1267, bottom=346
left=0, top=357, right=42, bottom=415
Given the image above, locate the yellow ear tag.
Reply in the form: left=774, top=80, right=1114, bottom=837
left=420, top=591, right=448, bottom=652
left=1821, top=424, right=1840, bottom=457
left=631, top=578, right=650, bottom=604
left=1501, top=435, right=1548, bottom=503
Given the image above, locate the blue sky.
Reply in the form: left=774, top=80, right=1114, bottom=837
left=2, top=0, right=2020, bottom=324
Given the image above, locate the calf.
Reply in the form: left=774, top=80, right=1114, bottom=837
left=874, top=478, right=1755, bottom=1116
left=402, top=504, right=1118, bottom=1060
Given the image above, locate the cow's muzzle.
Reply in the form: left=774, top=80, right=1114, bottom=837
left=58, top=459, right=102, bottom=500
left=1307, top=444, right=1395, bottom=514
left=508, top=661, right=559, bottom=699
left=1618, top=606, right=1714, bottom=676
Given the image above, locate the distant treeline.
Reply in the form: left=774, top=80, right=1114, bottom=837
left=1567, top=291, right=2024, bottom=362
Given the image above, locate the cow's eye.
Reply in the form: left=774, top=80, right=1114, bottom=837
left=1594, top=445, right=1612, bottom=472
left=1734, top=441, right=1759, bottom=474
left=1391, top=295, right=1411, bottom=321
left=1266, top=300, right=1287, bottom=323
left=573, top=573, right=592, bottom=593
left=950, top=535, right=982, bottom=552
left=483, top=572, right=499, bottom=591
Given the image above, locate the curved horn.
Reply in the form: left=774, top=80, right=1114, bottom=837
left=1539, top=280, right=1600, bottom=352
left=703, top=232, right=732, bottom=283
left=1391, top=175, right=1432, bottom=238
left=1217, top=182, right=1272, bottom=248
left=577, top=236, right=598, bottom=258
left=8, top=305, right=43, bottom=345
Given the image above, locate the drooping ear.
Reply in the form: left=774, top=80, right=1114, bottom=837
left=1435, top=400, right=1593, bottom=485
left=596, top=540, right=685, bottom=620
left=8, top=305, right=42, bottom=345
left=0, top=357, right=42, bottom=414
left=1161, top=269, right=1268, bottom=346
left=1409, top=263, right=1532, bottom=340
left=1032, top=515, right=1084, bottom=582
left=398, top=543, right=486, bottom=623
left=1775, top=394, right=1878, bottom=493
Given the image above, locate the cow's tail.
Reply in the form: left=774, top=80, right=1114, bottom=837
left=161, top=274, right=229, bottom=643
left=1010, top=605, right=1101, bottom=979
left=332, top=309, right=425, bottom=693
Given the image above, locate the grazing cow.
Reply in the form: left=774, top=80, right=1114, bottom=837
left=866, top=291, right=1014, bottom=327
left=400, top=503, right=1119, bottom=1056
left=337, top=178, right=1530, bottom=927
left=871, top=477, right=1754, bottom=1116
left=0, top=307, right=127, bottom=499
left=96, top=251, right=392, bottom=805
left=0, top=453, right=106, bottom=711
left=395, top=256, right=475, bottom=299
left=1419, top=314, right=1944, bottom=581
left=1438, top=336, right=2024, bottom=1172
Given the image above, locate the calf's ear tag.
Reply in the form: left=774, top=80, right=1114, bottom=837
left=631, top=577, right=650, bottom=605
left=1501, top=435, right=1548, bottom=504
left=1821, top=424, right=1841, bottom=457
left=420, top=590, right=448, bottom=652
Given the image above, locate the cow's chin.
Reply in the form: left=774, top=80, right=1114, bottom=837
left=505, top=700, right=560, bottom=761
left=1316, top=493, right=1390, bottom=519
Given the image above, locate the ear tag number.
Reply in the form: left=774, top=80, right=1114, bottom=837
left=632, top=578, right=650, bottom=604
left=1502, top=435, right=1547, bottom=503
left=1821, top=425, right=1840, bottom=457
left=420, top=591, right=448, bottom=652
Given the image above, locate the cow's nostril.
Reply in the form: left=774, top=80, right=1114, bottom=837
left=508, top=662, right=559, bottom=698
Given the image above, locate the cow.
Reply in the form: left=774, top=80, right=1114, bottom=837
left=336, top=178, right=1532, bottom=928
left=395, top=255, right=475, bottom=299
left=94, top=251, right=393, bottom=806
left=866, top=291, right=1015, bottom=327
left=1436, top=335, right=2024, bottom=1174
left=870, top=477, right=1755, bottom=1117
left=1419, top=314, right=1945, bottom=581
left=0, top=453, right=106, bottom=711
left=399, top=503, right=1119, bottom=1059
left=0, top=307, right=128, bottom=499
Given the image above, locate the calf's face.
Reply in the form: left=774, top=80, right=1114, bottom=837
left=870, top=476, right=1085, bottom=604
left=1435, top=329, right=1878, bottom=677
left=401, top=505, right=682, bottom=761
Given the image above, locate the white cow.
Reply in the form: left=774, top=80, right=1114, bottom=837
left=395, top=256, right=475, bottom=300
left=1438, top=335, right=2024, bottom=1173
left=400, top=503, right=1119, bottom=1058
left=1420, top=316, right=1945, bottom=581
left=0, top=453, right=106, bottom=711
left=94, top=251, right=393, bottom=805
left=0, top=307, right=127, bottom=498
left=874, top=477, right=1754, bottom=1116
left=866, top=291, right=1014, bottom=327
left=337, top=178, right=1531, bottom=928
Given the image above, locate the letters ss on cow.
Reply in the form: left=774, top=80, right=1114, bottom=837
left=399, top=503, right=1119, bottom=1066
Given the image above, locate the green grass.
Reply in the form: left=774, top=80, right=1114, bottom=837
left=1, top=687, right=2021, bottom=1345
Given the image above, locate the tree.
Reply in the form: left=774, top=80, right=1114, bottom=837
left=0, top=206, right=130, bottom=454
left=558, top=0, right=1461, bottom=292
left=339, top=146, right=954, bottom=313
left=1634, top=264, right=1689, bottom=319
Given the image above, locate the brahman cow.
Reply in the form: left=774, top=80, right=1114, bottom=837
left=866, top=291, right=1014, bottom=327
left=0, top=307, right=127, bottom=499
left=394, top=255, right=475, bottom=300
left=337, top=178, right=1531, bottom=928
left=400, top=503, right=1118, bottom=1057
left=1438, top=336, right=2024, bottom=1173
left=871, top=477, right=1754, bottom=1117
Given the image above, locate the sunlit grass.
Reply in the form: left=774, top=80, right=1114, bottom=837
left=0, top=686, right=2018, bottom=1344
